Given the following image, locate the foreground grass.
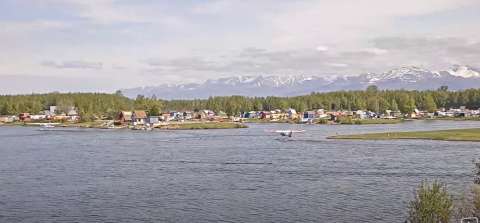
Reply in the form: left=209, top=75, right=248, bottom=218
left=328, top=128, right=480, bottom=141
left=158, top=122, right=247, bottom=130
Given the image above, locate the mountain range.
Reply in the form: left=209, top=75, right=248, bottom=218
left=121, top=65, right=480, bottom=99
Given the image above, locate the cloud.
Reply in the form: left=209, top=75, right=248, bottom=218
left=42, top=60, right=103, bottom=69
left=142, top=36, right=480, bottom=77
left=316, top=46, right=329, bottom=52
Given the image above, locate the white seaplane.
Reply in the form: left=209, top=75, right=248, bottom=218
left=271, top=129, right=306, bottom=137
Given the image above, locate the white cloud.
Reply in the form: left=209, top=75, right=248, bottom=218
left=41, top=60, right=103, bottom=70
left=363, top=48, right=388, bottom=55
left=316, top=46, right=329, bottom=52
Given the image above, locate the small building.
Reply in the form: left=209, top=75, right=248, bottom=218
left=160, top=113, right=172, bottom=121
left=0, top=115, right=15, bottom=123
left=66, top=107, right=78, bottom=116
left=132, top=110, right=147, bottom=125
left=302, top=111, right=316, bottom=122
left=116, top=111, right=132, bottom=124
left=216, top=111, right=229, bottom=119
left=30, top=114, right=47, bottom=120
left=182, top=111, right=193, bottom=120
left=19, top=113, right=31, bottom=122
left=147, top=116, right=160, bottom=125
left=242, top=111, right=258, bottom=119
left=354, top=110, right=366, bottom=119
left=49, top=106, right=57, bottom=115
left=260, top=111, right=271, bottom=119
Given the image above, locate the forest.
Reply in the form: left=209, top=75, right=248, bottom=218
left=2, top=86, right=480, bottom=118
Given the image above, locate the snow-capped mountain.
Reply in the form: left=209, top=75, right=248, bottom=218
left=121, top=65, right=480, bottom=99
left=447, top=65, right=480, bottom=78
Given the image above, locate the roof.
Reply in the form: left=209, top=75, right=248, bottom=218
left=119, top=111, right=132, bottom=121
left=133, top=110, right=147, bottom=119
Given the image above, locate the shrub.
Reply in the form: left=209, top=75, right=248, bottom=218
left=317, top=119, right=328, bottom=124
left=337, top=116, right=354, bottom=124
left=408, top=181, right=453, bottom=223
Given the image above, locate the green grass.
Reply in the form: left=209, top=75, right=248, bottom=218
left=328, top=128, right=480, bottom=141
left=159, top=122, right=247, bottom=130
left=349, top=119, right=402, bottom=125
left=431, top=116, right=480, bottom=121
left=242, top=118, right=294, bottom=123
left=336, top=117, right=402, bottom=125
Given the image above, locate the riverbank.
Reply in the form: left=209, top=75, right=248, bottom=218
left=328, top=128, right=480, bottom=141
left=334, top=118, right=403, bottom=125
left=157, top=122, right=247, bottom=130
left=1, top=121, right=247, bottom=130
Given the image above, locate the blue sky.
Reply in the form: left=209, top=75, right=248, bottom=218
left=1, top=0, right=479, bottom=94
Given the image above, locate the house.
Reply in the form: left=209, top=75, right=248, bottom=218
left=147, top=116, right=160, bottom=125
left=242, top=111, right=258, bottom=119
left=302, top=111, right=316, bottom=122
left=271, top=112, right=286, bottom=120
left=196, top=110, right=215, bottom=120
left=216, top=111, right=228, bottom=119
left=181, top=111, right=193, bottom=120
left=116, top=111, right=132, bottom=124
left=260, top=111, right=271, bottom=119
left=30, top=114, right=47, bottom=120
left=66, top=107, right=78, bottom=116
left=19, top=113, right=31, bottom=122
left=354, top=110, right=366, bottom=119
left=0, top=115, right=15, bottom=123
left=160, top=113, right=172, bottom=121
left=49, top=106, right=57, bottom=115
left=132, top=110, right=147, bottom=125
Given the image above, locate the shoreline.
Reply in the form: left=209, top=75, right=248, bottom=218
left=328, top=128, right=480, bottom=142
left=0, top=121, right=247, bottom=130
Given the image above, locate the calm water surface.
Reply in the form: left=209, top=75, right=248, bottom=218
left=1, top=120, right=480, bottom=222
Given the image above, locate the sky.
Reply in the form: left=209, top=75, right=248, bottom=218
left=1, top=0, right=480, bottom=94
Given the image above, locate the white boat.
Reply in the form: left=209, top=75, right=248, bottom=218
left=41, top=123, right=55, bottom=128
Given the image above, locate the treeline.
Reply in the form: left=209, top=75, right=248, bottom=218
left=164, top=86, right=480, bottom=115
left=2, top=86, right=480, bottom=118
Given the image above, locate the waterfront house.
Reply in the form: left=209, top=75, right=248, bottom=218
left=259, top=111, right=271, bottom=119
left=196, top=110, right=215, bottom=120
left=302, top=111, right=316, bottom=122
left=217, top=111, right=228, bottom=118
left=147, top=116, right=160, bottom=125
left=354, top=110, right=366, bottom=119
left=0, top=115, right=15, bottom=123
left=182, top=111, right=193, bottom=120
left=49, top=106, right=57, bottom=115
left=160, top=113, right=172, bottom=121
left=66, top=107, right=78, bottom=116
left=30, top=114, right=47, bottom=120
left=132, top=110, right=148, bottom=125
left=116, top=111, right=132, bottom=124
left=287, top=108, right=298, bottom=119
left=242, top=111, right=258, bottom=119
left=19, top=113, right=31, bottom=122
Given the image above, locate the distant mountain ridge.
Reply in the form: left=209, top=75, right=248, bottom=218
left=121, top=65, right=480, bottom=99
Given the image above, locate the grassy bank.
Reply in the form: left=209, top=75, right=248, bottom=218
left=336, top=117, right=403, bottom=125
left=242, top=118, right=296, bottom=124
left=158, top=122, right=247, bottom=130
left=328, top=128, right=480, bottom=141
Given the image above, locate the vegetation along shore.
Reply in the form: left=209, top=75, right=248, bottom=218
left=329, top=128, right=480, bottom=142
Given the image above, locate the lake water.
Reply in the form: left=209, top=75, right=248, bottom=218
left=1, top=120, right=480, bottom=222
